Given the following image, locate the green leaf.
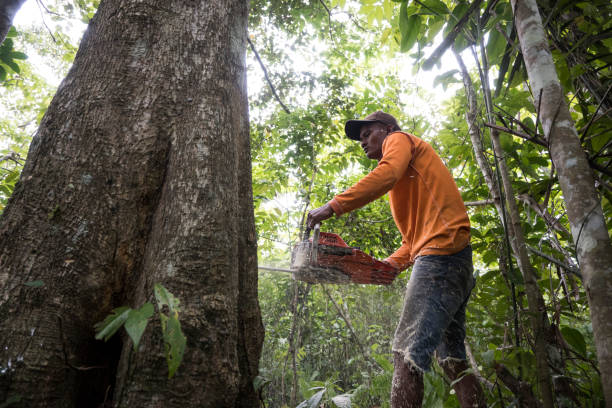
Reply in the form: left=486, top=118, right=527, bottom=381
left=9, top=51, right=27, bottom=60
left=155, top=284, right=186, bottom=378
left=0, top=38, right=13, bottom=51
left=24, top=280, right=44, bottom=287
left=446, top=2, right=468, bottom=34
left=425, top=16, right=446, bottom=42
left=6, top=26, right=18, bottom=38
left=418, top=0, right=449, bottom=15
left=160, top=312, right=186, bottom=378
left=297, top=388, right=325, bottom=408
left=94, top=306, right=131, bottom=342
left=498, top=132, right=513, bottom=152
left=372, top=353, right=393, bottom=372
left=154, top=283, right=180, bottom=313
left=399, top=1, right=409, bottom=36
left=486, top=28, right=506, bottom=64
left=400, top=15, right=421, bottom=52
left=433, top=69, right=460, bottom=90
left=124, top=302, right=154, bottom=350
left=561, top=326, right=587, bottom=356
left=0, top=66, right=6, bottom=82
left=4, top=60, right=20, bottom=74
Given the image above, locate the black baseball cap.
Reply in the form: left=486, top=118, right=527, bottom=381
left=344, top=111, right=400, bottom=141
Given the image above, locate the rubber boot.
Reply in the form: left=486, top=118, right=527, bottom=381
left=391, top=352, right=424, bottom=408
left=439, top=358, right=486, bottom=408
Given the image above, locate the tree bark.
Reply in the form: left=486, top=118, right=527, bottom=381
left=0, top=0, right=263, bottom=406
left=0, top=0, right=25, bottom=45
left=511, top=0, right=612, bottom=403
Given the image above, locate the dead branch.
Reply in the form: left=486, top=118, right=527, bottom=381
left=527, top=245, right=581, bottom=279
left=484, top=123, right=547, bottom=147
left=246, top=37, right=291, bottom=114
left=517, top=194, right=569, bottom=236
left=465, top=341, right=494, bottom=390
left=465, top=199, right=495, bottom=206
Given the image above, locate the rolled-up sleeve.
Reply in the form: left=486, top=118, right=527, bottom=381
left=384, top=243, right=414, bottom=271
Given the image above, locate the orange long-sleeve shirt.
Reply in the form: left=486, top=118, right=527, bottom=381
left=328, top=131, right=470, bottom=270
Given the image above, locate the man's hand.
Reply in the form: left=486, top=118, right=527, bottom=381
left=307, top=203, right=334, bottom=229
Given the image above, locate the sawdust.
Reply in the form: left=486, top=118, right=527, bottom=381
left=290, top=241, right=310, bottom=269
left=290, top=240, right=352, bottom=284
left=292, top=265, right=352, bottom=284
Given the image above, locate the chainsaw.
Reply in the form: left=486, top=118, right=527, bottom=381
left=290, top=224, right=399, bottom=285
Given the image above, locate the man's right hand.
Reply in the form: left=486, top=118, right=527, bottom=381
left=307, top=203, right=334, bottom=229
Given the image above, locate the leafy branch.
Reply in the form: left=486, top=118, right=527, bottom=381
left=94, top=283, right=186, bottom=378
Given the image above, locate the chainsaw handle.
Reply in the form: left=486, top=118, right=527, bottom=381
left=302, top=223, right=320, bottom=241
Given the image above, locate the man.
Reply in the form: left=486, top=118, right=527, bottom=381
left=306, top=111, right=486, bottom=408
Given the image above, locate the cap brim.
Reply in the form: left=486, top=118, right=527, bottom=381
left=345, top=119, right=377, bottom=141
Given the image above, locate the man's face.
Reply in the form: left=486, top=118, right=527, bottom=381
left=359, top=122, right=388, bottom=160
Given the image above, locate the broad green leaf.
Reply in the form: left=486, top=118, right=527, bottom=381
left=0, top=38, right=13, bottom=51
left=399, top=1, right=409, bottom=37
left=160, top=312, right=186, bottom=378
left=24, top=280, right=44, bottom=287
left=446, top=2, right=468, bottom=31
left=6, top=26, right=17, bottom=38
left=155, top=284, right=186, bottom=378
left=94, top=306, right=131, bottom=342
left=498, top=133, right=513, bottom=152
left=3, top=60, right=20, bottom=74
left=433, top=69, right=460, bottom=90
left=9, top=52, right=27, bottom=60
left=124, top=302, right=154, bottom=350
left=486, top=28, right=506, bottom=64
left=561, top=326, right=587, bottom=356
left=400, top=15, right=421, bottom=52
left=154, top=283, right=180, bottom=313
left=482, top=249, right=498, bottom=265
left=425, top=16, right=446, bottom=42
left=0, top=66, right=6, bottom=82
left=297, top=388, right=325, bottom=408
left=418, top=0, right=449, bottom=15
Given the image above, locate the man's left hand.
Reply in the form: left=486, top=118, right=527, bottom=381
left=307, top=203, right=334, bottom=229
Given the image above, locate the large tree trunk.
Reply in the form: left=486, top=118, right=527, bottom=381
left=511, top=0, right=612, bottom=403
left=0, top=0, right=263, bottom=406
left=0, top=0, right=25, bottom=45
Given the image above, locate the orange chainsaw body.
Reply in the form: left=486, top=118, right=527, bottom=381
left=291, top=230, right=399, bottom=285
